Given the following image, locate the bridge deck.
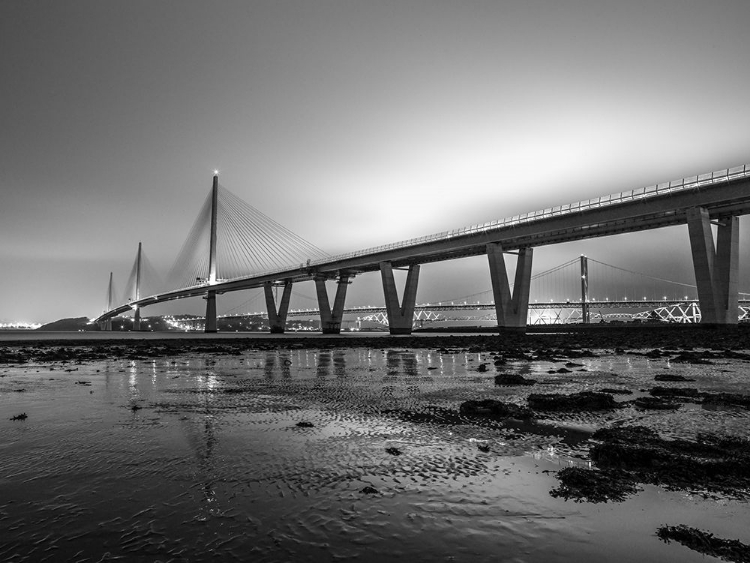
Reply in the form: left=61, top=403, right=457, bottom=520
left=96, top=165, right=750, bottom=322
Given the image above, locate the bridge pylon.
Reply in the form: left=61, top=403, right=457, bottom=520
left=380, top=262, right=420, bottom=335
left=133, top=242, right=142, bottom=331
left=205, top=173, right=219, bottom=333
left=100, top=272, right=114, bottom=331
left=687, top=207, right=739, bottom=324
left=487, top=243, right=533, bottom=330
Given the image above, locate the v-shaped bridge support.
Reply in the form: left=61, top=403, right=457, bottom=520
left=315, top=275, right=351, bottom=334
left=487, top=243, right=533, bottom=330
left=380, top=262, right=420, bottom=335
left=264, top=281, right=293, bottom=333
left=686, top=207, right=739, bottom=324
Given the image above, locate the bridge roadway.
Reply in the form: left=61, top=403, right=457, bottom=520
left=96, top=164, right=750, bottom=329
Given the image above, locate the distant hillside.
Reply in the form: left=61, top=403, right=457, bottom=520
left=37, top=317, right=96, bottom=331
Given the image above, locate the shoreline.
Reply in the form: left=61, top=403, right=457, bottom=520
left=1, top=324, right=749, bottom=352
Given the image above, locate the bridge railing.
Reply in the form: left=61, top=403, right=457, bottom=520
left=166, top=164, right=749, bottom=293
left=302, top=164, right=749, bottom=268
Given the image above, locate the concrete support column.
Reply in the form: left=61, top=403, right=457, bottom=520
left=315, top=275, right=350, bottom=334
left=380, top=262, right=420, bottom=335
left=133, top=307, right=141, bottom=331
left=686, top=207, right=739, bottom=324
left=487, top=243, right=533, bottom=330
left=104, top=318, right=112, bottom=331
left=205, top=291, right=217, bottom=333
left=264, top=281, right=293, bottom=334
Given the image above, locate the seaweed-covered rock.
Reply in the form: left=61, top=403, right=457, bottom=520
left=654, top=373, right=696, bottom=382
left=550, top=466, right=639, bottom=503
left=459, top=399, right=534, bottom=420
left=589, top=427, right=750, bottom=498
left=384, top=406, right=465, bottom=425
left=634, top=397, right=681, bottom=410
left=599, top=388, right=633, bottom=395
left=527, top=391, right=618, bottom=412
left=494, top=372, right=536, bottom=386
left=649, top=386, right=700, bottom=398
left=701, top=392, right=750, bottom=409
left=657, top=525, right=750, bottom=563
left=670, top=352, right=713, bottom=365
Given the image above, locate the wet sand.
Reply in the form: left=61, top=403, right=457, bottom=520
left=2, top=328, right=749, bottom=562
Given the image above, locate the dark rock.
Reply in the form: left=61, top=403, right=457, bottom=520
left=589, top=426, right=750, bottom=498
left=10, top=413, right=28, bottom=421
left=599, top=388, right=633, bottom=395
left=527, top=391, right=618, bottom=411
left=385, top=447, right=402, bottom=456
left=634, top=397, right=681, bottom=410
left=670, top=352, right=713, bottom=365
left=459, top=399, right=534, bottom=420
left=654, top=373, right=696, bottom=382
left=360, top=486, right=380, bottom=494
left=649, top=386, right=700, bottom=398
left=657, top=525, right=750, bottom=562
left=494, top=373, right=536, bottom=386
left=296, top=421, right=314, bottom=428
left=550, top=466, right=639, bottom=503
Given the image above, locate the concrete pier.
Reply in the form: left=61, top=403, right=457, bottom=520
left=686, top=207, right=739, bottom=324
left=264, top=281, right=293, bottom=333
left=380, top=262, right=420, bottom=335
left=204, top=291, right=217, bottom=332
left=315, top=275, right=350, bottom=334
left=487, top=243, right=533, bottom=330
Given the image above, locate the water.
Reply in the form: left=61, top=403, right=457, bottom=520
left=2, top=342, right=749, bottom=562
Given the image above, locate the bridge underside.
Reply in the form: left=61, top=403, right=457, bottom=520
left=96, top=167, right=750, bottom=334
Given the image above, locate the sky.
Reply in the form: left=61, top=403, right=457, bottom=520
left=2, top=0, right=750, bottom=323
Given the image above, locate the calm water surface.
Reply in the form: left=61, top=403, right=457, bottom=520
left=2, top=341, right=749, bottom=562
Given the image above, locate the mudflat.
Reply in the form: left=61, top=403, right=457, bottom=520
left=2, top=327, right=749, bottom=562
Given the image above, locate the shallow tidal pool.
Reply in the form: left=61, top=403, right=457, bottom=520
left=2, top=346, right=749, bottom=562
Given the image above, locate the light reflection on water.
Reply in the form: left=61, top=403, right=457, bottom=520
left=1, top=347, right=749, bottom=562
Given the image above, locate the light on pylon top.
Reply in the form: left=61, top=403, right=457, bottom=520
left=213, top=170, right=219, bottom=176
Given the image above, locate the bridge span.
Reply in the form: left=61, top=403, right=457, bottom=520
left=95, top=164, right=750, bottom=334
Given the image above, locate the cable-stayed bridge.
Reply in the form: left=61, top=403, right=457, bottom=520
left=95, top=164, right=750, bottom=334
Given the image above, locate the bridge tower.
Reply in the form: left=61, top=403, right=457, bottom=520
left=204, top=174, right=219, bottom=333
left=133, top=242, right=142, bottom=331
left=686, top=208, right=739, bottom=324
left=487, top=243, right=533, bottom=330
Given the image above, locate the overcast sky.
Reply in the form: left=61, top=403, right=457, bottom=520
left=2, top=0, right=750, bottom=323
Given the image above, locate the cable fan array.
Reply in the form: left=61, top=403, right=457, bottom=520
left=166, top=183, right=328, bottom=290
